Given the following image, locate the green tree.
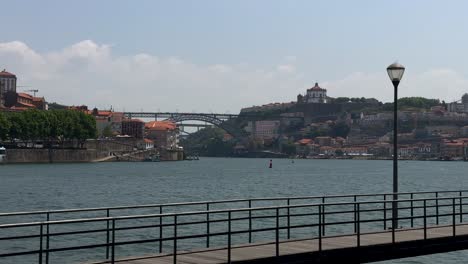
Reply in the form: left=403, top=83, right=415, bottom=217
left=330, top=122, right=350, bottom=138
left=0, top=112, right=11, bottom=140
left=281, top=142, right=296, bottom=155
left=102, top=125, right=113, bottom=137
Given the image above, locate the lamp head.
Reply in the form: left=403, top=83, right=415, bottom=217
left=387, top=62, right=405, bottom=82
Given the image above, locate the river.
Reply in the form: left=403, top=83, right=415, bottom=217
left=1, top=158, right=468, bottom=263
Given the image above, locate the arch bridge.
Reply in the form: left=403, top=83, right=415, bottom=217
left=123, top=112, right=248, bottom=138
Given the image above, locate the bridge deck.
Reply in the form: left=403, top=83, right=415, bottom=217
left=96, top=224, right=468, bottom=264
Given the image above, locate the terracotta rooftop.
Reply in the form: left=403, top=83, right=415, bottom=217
left=308, top=82, right=326, bottom=91
left=0, top=69, right=16, bottom=77
left=145, top=121, right=177, bottom=131
left=297, top=139, right=313, bottom=145
left=18, top=92, right=33, bottom=99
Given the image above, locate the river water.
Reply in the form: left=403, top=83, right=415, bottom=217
left=1, top=158, right=468, bottom=263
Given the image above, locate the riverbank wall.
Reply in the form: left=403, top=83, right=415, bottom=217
left=5, top=149, right=107, bottom=163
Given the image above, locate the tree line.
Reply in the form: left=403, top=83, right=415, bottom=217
left=0, top=109, right=97, bottom=146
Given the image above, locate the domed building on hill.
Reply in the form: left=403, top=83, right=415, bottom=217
left=298, top=83, right=329, bottom=103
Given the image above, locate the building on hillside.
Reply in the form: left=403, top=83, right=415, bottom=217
left=0, top=69, right=17, bottom=107
left=15, top=93, right=35, bottom=108
left=145, top=121, right=180, bottom=149
left=32, top=97, right=48, bottom=110
left=122, top=119, right=145, bottom=139
left=315, top=136, right=332, bottom=146
left=90, top=109, right=124, bottom=137
left=298, top=83, right=328, bottom=104
left=448, top=94, right=468, bottom=113
left=245, top=120, right=280, bottom=140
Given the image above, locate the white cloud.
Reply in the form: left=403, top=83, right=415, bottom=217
left=276, top=64, right=296, bottom=74
left=0, top=40, right=306, bottom=112
left=1, top=40, right=467, bottom=113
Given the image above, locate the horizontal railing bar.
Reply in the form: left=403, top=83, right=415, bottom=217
left=2, top=195, right=468, bottom=229
left=1, top=189, right=466, bottom=218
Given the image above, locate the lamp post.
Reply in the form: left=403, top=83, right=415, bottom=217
left=387, top=62, right=405, bottom=229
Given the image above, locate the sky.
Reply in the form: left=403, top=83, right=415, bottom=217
left=1, top=0, right=468, bottom=113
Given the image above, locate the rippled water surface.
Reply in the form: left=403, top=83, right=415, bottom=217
left=1, top=158, right=468, bottom=263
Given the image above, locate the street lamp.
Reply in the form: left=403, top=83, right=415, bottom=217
left=387, top=62, right=405, bottom=229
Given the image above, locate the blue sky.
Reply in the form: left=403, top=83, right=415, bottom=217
left=2, top=0, right=468, bottom=112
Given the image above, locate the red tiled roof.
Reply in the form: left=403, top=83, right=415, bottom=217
left=16, top=102, right=35, bottom=108
left=0, top=69, right=16, bottom=77
left=145, top=121, right=177, bottom=131
left=18, top=93, right=33, bottom=99
left=297, top=139, right=313, bottom=145
left=144, top=138, right=154, bottom=143
left=307, top=82, right=326, bottom=91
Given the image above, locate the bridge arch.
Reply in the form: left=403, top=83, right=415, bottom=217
left=166, top=113, right=246, bottom=138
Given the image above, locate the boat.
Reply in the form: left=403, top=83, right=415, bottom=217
left=0, top=147, right=6, bottom=163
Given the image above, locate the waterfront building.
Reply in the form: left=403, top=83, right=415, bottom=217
left=145, top=121, right=180, bottom=149
left=342, top=146, right=369, bottom=156
left=440, top=139, right=468, bottom=158
left=319, top=146, right=335, bottom=155
left=122, top=119, right=145, bottom=139
left=91, top=109, right=124, bottom=137
left=15, top=93, right=35, bottom=108
left=137, top=139, right=154, bottom=150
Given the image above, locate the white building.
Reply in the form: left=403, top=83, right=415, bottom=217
left=304, top=83, right=328, bottom=103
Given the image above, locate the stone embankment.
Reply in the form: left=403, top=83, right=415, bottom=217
left=3, top=139, right=184, bottom=163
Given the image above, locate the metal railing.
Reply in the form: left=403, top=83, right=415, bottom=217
left=1, top=191, right=468, bottom=264
left=2, top=190, right=467, bottom=224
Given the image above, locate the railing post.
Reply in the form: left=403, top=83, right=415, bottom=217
left=39, top=223, right=43, bottom=264
left=287, top=199, right=291, bottom=240
left=206, top=203, right=210, bottom=248
left=173, top=215, right=177, bottom=264
left=436, top=192, right=439, bottom=225
left=45, top=212, right=50, bottom=264
left=322, top=197, right=326, bottom=236
left=159, top=206, right=163, bottom=253
left=353, top=195, right=357, bottom=233
left=357, top=203, right=360, bottom=248
left=424, top=200, right=427, bottom=240
left=460, top=191, right=463, bottom=223
left=248, top=200, right=252, bottom=243
left=410, top=193, right=414, bottom=228
left=228, top=211, right=232, bottom=263
left=384, top=195, right=387, bottom=230
left=392, top=208, right=395, bottom=244
left=318, top=205, right=322, bottom=252
left=106, top=209, right=110, bottom=259
left=453, top=198, right=456, bottom=237
left=111, top=219, right=115, bottom=264
left=276, top=208, right=280, bottom=257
